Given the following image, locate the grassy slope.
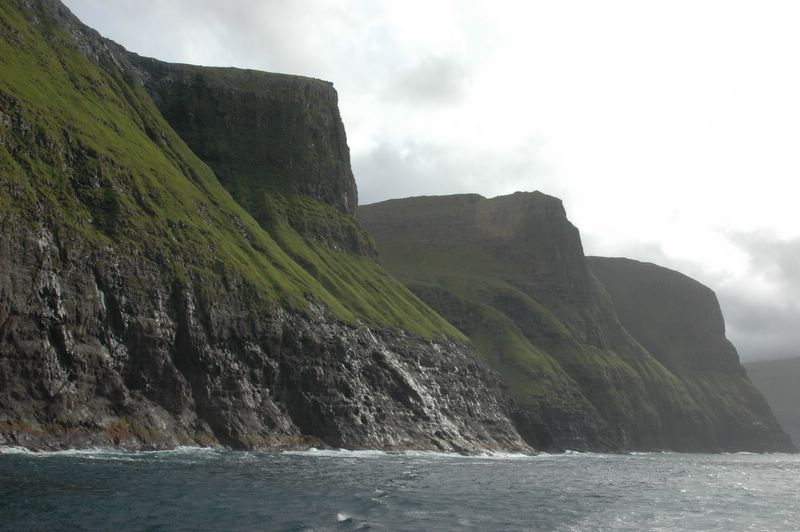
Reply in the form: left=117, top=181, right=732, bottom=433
left=361, top=195, right=710, bottom=450
left=0, top=1, right=461, bottom=340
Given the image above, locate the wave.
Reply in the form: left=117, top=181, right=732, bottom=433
left=722, top=451, right=759, bottom=455
left=282, top=447, right=538, bottom=459
left=282, top=447, right=525, bottom=459
left=0, top=445, right=224, bottom=459
left=281, top=447, right=616, bottom=460
left=0, top=446, right=37, bottom=455
left=283, top=448, right=393, bottom=459
left=2, top=444, right=700, bottom=461
left=0, top=446, right=119, bottom=456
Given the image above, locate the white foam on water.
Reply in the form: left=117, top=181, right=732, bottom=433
left=0, top=446, right=118, bottom=457
left=473, top=450, right=534, bottom=460
left=281, top=447, right=649, bottom=461
left=559, top=450, right=622, bottom=458
left=282, top=447, right=570, bottom=461
left=147, top=446, right=223, bottom=456
left=0, top=446, right=36, bottom=455
left=723, top=451, right=759, bottom=455
left=2, top=444, right=651, bottom=462
left=283, top=448, right=391, bottom=459
left=283, top=447, right=537, bottom=460
left=0, top=445, right=224, bottom=459
left=398, top=450, right=477, bottom=459
left=336, top=512, right=352, bottom=522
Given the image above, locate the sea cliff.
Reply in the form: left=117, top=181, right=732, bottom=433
left=360, top=193, right=793, bottom=452
left=0, top=0, right=791, bottom=453
left=0, top=0, right=525, bottom=452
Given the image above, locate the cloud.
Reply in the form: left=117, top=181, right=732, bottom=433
left=715, top=232, right=800, bottom=361
left=718, top=289, right=800, bottom=362
left=354, top=138, right=557, bottom=206
left=384, top=55, right=470, bottom=105
left=729, top=231, right=800, bottom=298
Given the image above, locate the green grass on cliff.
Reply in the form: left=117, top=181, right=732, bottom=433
left=0, top=4, right=322, bottom=302
left=0, top=2, right=461, bottom=339
left=259, top=197, right=464, bottom=339
left=360, top=196, right=715, bottom=449
left=367, top=198, right=776, bottom=449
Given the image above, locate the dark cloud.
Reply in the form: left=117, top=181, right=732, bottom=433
left=719, top=231, right=800, bottom=361
left=717, top=289, right=800, bottom=362
left=729, top=231, right=800, bottom=296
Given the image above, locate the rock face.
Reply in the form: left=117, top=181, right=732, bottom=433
left=0, top=0, right=526, bottom=452
left=587, top=258, right=739, bottom=372
left=128, top=55, right=359, bottom=216
left=743, top=357, right=800, bottom=447
left=588, top=257, right=793, bottom=452
left=123, top=55, right=375, bottom=258
left=0, top=223, right=522, bottom=451
left=360, top=193, right=794, bottom=452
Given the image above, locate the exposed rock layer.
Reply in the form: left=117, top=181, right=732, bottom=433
left=0, top=222, right=524, bottom=451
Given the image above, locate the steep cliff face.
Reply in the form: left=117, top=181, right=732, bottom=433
left=360, top=193, right=794, bottom=452
left=589, top=257, right=794, bottom=452
left=0, top=0, right=526, bottom=452
left=127, top=55, right=368, bottom=256
left=0, top=223, right=522, bottom=451
left=744, top=356, right=800, bottom=447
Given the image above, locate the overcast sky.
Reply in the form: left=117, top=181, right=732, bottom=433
left=63, top=0, right=800, bottom=361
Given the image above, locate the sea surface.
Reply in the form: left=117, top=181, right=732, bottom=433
left=1, top=447, right=798, bottom=531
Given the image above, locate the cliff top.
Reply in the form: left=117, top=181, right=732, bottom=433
left=359, top=191, right=584, bottom=295
left=587, top=256, right=741, bottom=372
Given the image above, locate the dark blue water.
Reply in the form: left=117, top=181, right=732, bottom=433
left=1, top=447, right=798, bottom=531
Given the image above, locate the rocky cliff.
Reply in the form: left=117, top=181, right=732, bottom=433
left=743, top=356, right=800, bottom=447
left=126, top=55, right=370, bottom=256
left=588, top=257, right=792, bottom=452
left=0, top=0, right=526, bottom=452
left=2, top=0, right=790, bottom=454
left=360, top=193, right=794, bottom=452
left=587, top=258, right=739, bottom=372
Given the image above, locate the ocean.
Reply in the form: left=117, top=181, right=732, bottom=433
left=1, top=447, right=798, bottom=531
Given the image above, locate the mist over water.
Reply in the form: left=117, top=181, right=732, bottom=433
left=1, top=447, right=798, bottom=531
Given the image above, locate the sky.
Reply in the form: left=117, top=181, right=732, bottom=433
left=62, top=0, right=800, bottom=362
